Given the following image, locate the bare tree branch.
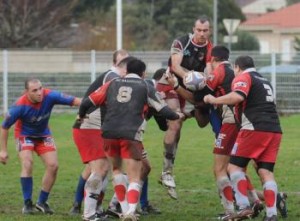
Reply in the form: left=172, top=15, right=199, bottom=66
left=0, top=0, right=78, bottom=48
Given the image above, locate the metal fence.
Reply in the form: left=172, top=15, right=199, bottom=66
left=1, top=50, right=300, bottom=115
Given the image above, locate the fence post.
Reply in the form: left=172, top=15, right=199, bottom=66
left=271, top=52, right=276, bottom=101
left=2, top=50, right=8, bottom=115
left=91, top=50, right=96, bottom=83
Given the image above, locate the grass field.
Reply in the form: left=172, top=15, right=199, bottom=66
left=0, top=113, right=299, bottom=221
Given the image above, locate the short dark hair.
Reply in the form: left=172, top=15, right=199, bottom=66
left=211, top=45, right=229, bottom=61
left=153, top=68, right=166, bottom=81
left=195, top=15, right=210, bottom=25
left=126, top=59, right=146, bottom=77
left=234, top=56, right=255, bottom=70
left=24, top=77, right=40, bottom=89
left=117, top=56, right=137, bottom=68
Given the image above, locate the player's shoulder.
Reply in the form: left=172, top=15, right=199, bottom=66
left=176, top=33, right=191, bottom=44
left=103, top=70, right=119, bottom=82
left=15, top=94, right=30, bottom=106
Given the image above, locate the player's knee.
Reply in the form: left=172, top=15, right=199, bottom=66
left=168, top=120, right=182, bottom=131
left=86, top=172, right=102, bottom=192
left=47, top=161, right=59, bottom=173
left=21, top=158, right=34, bottom=170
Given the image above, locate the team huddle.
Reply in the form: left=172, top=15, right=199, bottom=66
left=0, top=16, right=288, bottom=221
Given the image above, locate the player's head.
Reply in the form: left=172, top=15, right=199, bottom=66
left=116, top=56, right=137, bottom=77
left=153, top=68, right=166, bottom=81
left=211, top=45, right=229, bottom=62
left=193, top=15, right=210, bottom=44
left=24, top=77, right=43, bottom=103
left=126, top=58, right=146, bottom=78
left=234, top=55, right=255, bottom=70
left=112, top=49, right=129, bottom=66
left=234, top=55, right=255, bottom=75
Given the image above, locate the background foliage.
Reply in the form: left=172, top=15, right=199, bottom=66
left=0, top=0, right=260, bottom=50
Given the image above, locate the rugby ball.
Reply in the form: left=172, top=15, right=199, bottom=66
left=184, top=71, right=206, bottom=91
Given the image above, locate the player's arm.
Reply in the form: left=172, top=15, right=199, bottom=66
left=78, top=81, right=111, bottom=118
left=165, top=72, right=195, bottom=103
left=146, top=83, right=184, bottom=120
left=0, top=127, right=9, bottom=164
left=205, top=62, right=213, bottom=76
left=171, top=53, right=189, bottom=78
left=78, top=98, right=94, bottom=119
left=204, top=91, right=244, bottom=105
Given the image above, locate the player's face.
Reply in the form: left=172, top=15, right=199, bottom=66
left=193, top=20, right=210, bottom=45
left=26, top=81, right=43, bottom=103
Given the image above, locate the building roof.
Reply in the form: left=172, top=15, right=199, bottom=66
left=242, top=2, right=300, bottom=29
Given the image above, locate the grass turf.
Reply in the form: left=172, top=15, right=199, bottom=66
left=0, top=113, right=299, bottom=220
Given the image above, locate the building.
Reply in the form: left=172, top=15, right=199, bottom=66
left=239, top=2, right=300, bottom=62
left=235, top=0, right=286, bottom=19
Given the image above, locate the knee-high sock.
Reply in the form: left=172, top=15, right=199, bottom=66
left=139, top=177, right=148, bottom=208
left=126, top=182, right=141, bottom=215
left=113, top=173, right=129, bottom=214
left=83, top=173, right=103, bottom=218
left=96, top=175, right=109, bottom=213
left=230, top=171, right=250, bottom=210
left=74, top=175, right=86, bottom=204
left=246, top=175, right=260, bottom=203
left=163, top=143, right=176, bottom=172
left=263, top=180, right=277, bottom=217
left=217, top=176, right=235, bottom=213
left=21, top=177, right=33, bottom=203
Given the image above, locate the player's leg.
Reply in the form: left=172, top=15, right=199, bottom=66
left=257, top=132, right=282, bottom=221
left=227, top=158, right=253, bottom=220
left=251, top=160, right=287, bottom=218
left=122, top=140, right=143, bottom=217
left=213, top=123, right=237, bottom=219
left=36, top=149, right=58, bottom=214
left=123, top=157, right=142, bottom=216
left=18, top=144, right=35, bottom=215
left=69, top=164, right=91, bottom=215
left=214, top=154, right=235, bottom=216
left=160, top=97, right=182, bottom=199
left=244, top=173, right=264, bottom=218
left=139, top=152, right=161, bottom=215
left=83, top=158, right=110, bottom=220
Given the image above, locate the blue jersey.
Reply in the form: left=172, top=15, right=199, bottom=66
left=2, top=88, right=75, bottom=138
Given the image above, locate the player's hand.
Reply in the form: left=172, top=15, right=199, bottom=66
left=0, top=150, right=9, bottom=165
left=164, top=68, right=179, bottom=89
left=76, top=114, right=89, bottom=124
left=203, top=94, right=216, bottom=104
left=176, top=112, right=186, bottom=121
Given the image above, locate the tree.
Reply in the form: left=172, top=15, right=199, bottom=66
left=0, top=0, right=78, bottom=48
left=231, top=31, right=260, bottom=51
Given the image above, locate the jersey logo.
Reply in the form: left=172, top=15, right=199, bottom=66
left=234, top=81, right=247, bottom=88
left=231, top=142, right=238, bottom=155
left=183, top=49, right=191, bottom=56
